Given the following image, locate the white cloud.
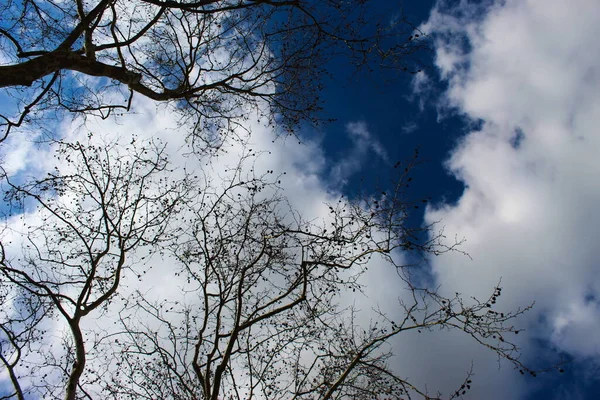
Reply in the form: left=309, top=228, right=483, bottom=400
left=329, top=121, right=389, bottom=186
left=5, top=0, right=600, bottom=397
left=411, top=0, right=600, bottom=397
left=401, top=120, right=419, bottom=135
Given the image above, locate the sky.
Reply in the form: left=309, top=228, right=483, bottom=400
left=1, top=0, right=600, bottom=399
left=307, top=0, right=600, bottom=398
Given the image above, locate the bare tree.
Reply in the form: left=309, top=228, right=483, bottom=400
left=0, top=136, right=565, bottom=400
left=0, top=3, right=563, bottom=398
left=0, top=0, right=426, bottom=144
left=86, top=151, right=552, bottom=400
left=0, top=136, right=190, bottom=400
left=0, top=280, right=50, bottom=400
left=0, top=137, right=565, bottom=399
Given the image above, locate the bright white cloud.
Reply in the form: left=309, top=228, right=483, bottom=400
left=412, top=0, right=600, bottom=397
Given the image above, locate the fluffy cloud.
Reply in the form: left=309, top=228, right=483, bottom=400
left=4, top=0, right=599, bottom=397
left=414, top=0, right=600, bottom=396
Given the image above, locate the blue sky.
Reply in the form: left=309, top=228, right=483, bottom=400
left=314, top=2, right=465, bottom=215
left=1, top=0, right=600, bottom=399
left=310, top=0, right=600, bottom=399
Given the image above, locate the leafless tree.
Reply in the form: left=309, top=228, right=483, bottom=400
left=0, top=3, right=563, bottom=398
left=0, top=280, right=50, bottom=400
left=0, top=138, right=563, bottom=399
left=0, top=136, right=191, bottom=400
left=0, top=0, right=426, bottom=145
left=85, top=152, right=551, bottom=400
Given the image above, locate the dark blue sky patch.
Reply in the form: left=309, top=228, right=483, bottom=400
left=298, top=1, right=600, bottom=398
left=525, top=356, right=600, bottom=400
left=510, top=127, right=526, bottom=149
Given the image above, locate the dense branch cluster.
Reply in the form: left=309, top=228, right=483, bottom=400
left=0, top=138, right=189, bottom=399
left=0, top=0, right=425, bottom=146
left=0, top=138, right=551, bottom=400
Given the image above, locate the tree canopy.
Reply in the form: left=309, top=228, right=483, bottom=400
left=0, top=138, right=544, bottom=399
left=0, top=0, right=424, bottom=145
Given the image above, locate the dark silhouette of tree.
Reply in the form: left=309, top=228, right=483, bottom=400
left=0, top=137, right=191, bottom=400
left=0, top=141, right=557, bottom=399
left=0, top=0, right=426, bottom=145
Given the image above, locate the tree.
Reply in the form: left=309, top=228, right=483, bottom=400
left=0, top=0, right=425, bottom=145
left=0, top=139, right=550, bottom=400
left=0, top=137, right=191, bottom=400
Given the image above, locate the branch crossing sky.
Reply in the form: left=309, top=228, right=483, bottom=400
left=315, top=0, right=600, bottom=398
left=1, top=0, right=599, bottom=398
